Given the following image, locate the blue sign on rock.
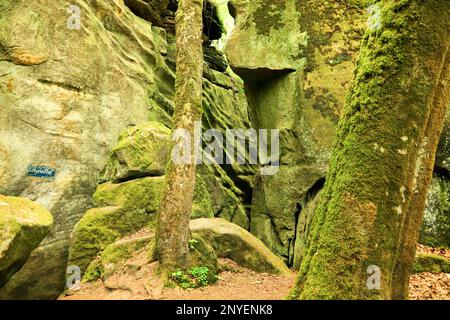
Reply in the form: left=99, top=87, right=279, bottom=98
left=26, top=165, right=56, bottom=178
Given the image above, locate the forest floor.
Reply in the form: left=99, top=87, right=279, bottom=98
left=61, top=246, right=449, bottom=300
left=409, top=244, right=450, bottom=300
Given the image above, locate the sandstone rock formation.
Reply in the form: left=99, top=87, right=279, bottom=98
left=0, top=196, right=53, bottom=287
left=190, top=218, right=290, bottom=275
left=1, top=0, right=448, bottom=299
left=227, top=0, right=450, bottom=266
left=0, top=0, right=252, bottom=299
left=226, top=0, right=369, bottom=265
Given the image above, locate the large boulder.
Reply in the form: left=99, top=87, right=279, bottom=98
left=226, top=0, right=305, bottom=77
left=190, top=218, right=290, bottom=275
left=68, top=176, right=165, bottom=274
left=100, top=122, right=171, bottom=183
left=68, top=173, right=219, bottom=276
left=0, top=195, right=53, bottom=287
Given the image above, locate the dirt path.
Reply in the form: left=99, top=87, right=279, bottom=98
left=62, top=259, right=296, bottom=300
left=409, top=245, right=450, bottom=300
left=61, top=247, right=449, bottom=300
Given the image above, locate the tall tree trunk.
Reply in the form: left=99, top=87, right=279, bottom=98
left=155, top=0, right=204, bottom=272
left=292, top=0, right=450, bottom=300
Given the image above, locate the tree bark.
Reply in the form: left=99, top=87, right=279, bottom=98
left=391, top=50, right=450, bottom=299
left=292, top=0, right=450, bottom=300
left=155, top=0, right=204, bottom=272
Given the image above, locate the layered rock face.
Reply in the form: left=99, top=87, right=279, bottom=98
left=226, top=0, right=450, bottom=265
left=1, top=0, right=448, bottom=300
left=0, top=0, right=252, bottom=299
left=0, top=0, right=155, bottom=299
left=226, top=0, right=369, bottom=265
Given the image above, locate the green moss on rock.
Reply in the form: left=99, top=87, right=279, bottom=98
left=190, top=218, right=290, bottom=275
left=83, top=234, right=154, bottom=282
left=188, top=234, right=218, bottom=273
left=191, top=175, right=215, bottom=219
left=69, top=177, right=164, bottom=273
left=412, top=253, right=450, bottom=274
left=100, top=122, right=171, bottom=183
left=93, top=176, right=165, bottom=214
left=0, top=195, right=53, bottom=287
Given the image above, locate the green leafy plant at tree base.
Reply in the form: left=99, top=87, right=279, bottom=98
left=171, top=266, right=218, bottom=289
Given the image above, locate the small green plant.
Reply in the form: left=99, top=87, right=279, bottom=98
left=189, top=266, right=210, bottom=287
left=170, top=266, right=218, bottom=289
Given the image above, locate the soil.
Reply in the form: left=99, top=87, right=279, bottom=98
left=61, top=246, right=449, bottom=300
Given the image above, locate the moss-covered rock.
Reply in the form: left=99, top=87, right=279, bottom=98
left=188, top=234, right=219, bottom=274
left=412, top=253, right=450, bottom=274
left=190, top=218, right=290, bottom=275
left=84, top=234, right=154, bottom=282
left=226, top=0, right=305, bottom=74
left=100, top=122, right=171, bottom=183
left=0, top=0, right=175, bottom=299
left=0, top=0, right=253, bottom=300
left=199, top=165, right=249, bottom=229
left=251, top=165, right=325, bottom=265
left=0, top=195, right=53, bottom=287
left=69, top=177, right=164, bottom=273
left=93, top=176, right=165, bottom=214
left=70, top=174, right=217, bottom=274
left=82, top=230, right=218, bottom=285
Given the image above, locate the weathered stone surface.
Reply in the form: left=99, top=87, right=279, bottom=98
left=83, top=233, right=155, bottom=282
left=419, top=174, right=450, bottom=248
left=123, top=0, right=168, bottom=27
left=199, top=165, right=249, bottom=229
left=190, top=218, right=290, bottom=275
left=226, top=0, right=368, bottom=265
left=69, top=172, right=218, bottom=277
left=98, top=119, right=249, bottom=228
left=68, top=176, right=164, bottom=274
left=100, top=122, right=171, bottom=183
left=251, top=167, right=324, bottom=264
left=0, top=196, right=53, bottom=287
left=128, top=0, right=224, bottom=41
left=226, top=0, right=305, bottom=77
left=0, top=0, right=252, bottom=299
left=0, top=0, right=168, bottom=299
